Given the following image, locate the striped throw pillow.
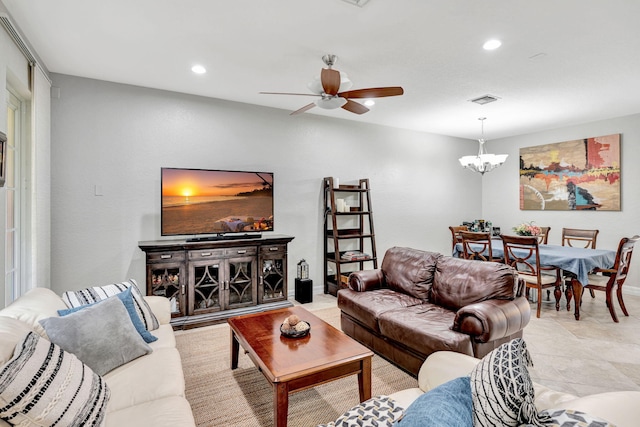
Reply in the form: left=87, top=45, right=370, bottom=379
left=0, top=332, right=110, bottom=426
left=62, top=279, right=159, bottom=331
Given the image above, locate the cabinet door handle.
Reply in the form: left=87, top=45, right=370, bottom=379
left=237, top=250, right=247, bottom=254
left=160, top=254, right=172, bottom=259
left=259, top=276, right=264, bottom=285
left=201, top=252, right=212, bottom=257
left=181, top=284, right=185, bottom=294
left=269, top=247, right=278, bottom=251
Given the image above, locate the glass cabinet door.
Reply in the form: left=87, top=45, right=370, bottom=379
left=260, top=247, right=287, bottom=304
left=227, top=257, right=256, bottom=309
left=149, top=264, right=184, bottom=317
left=190, top=261, right=222, bottom=314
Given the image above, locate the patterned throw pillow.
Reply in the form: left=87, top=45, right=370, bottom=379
left=470, top=338, right=551, bottom=427
left=522, top=409, right=615, bottom=427
left=62, top=279, right=159, bottom=331
left=317, top=395, right=404, bottom=427
left=0, top=332, right=110, bottom=426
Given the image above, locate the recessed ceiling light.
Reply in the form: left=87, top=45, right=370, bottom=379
left=191, top=65, right=206, bottom=74
left=363, top=99, right=375, bottom=107
left=483, top=39, right=502, bottom=50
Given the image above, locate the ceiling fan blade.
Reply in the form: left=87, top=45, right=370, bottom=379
left=259, top=92, right=321, bottom=97
left=341, top=100, right=369, bottom=115
left=321, top=68, right=341, bottom=95
left=338, top=86, right=404, bottom=99
left=290, top=103, right=316, bottom=115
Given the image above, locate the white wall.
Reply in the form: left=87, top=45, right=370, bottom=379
left=49, top=75, right=640, bottom=298
left=50, top=74, right=481, bottom=296
left=482, top=114, right=640, bottom=294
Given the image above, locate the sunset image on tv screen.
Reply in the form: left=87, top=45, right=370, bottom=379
left=161, top=168, right=274, bottom=236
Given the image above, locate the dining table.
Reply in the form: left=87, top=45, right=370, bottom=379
left=454, top=239, right=617, bottom=320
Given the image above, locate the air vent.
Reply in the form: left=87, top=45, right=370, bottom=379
left=342, top=0, right=370, bottom=7
left=469, top=95, right=500, bottom=105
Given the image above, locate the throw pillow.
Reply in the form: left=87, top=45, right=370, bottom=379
left=58, top=287, right=158, bottom=343
left=317, top=395, right=404, bottom=427
left=522, top=409, right=615, bottom=427
left=0, top=331, right=110, bottom=426
left=40, top=295, right=153, bottom=376
left=395, top=376, right=473, bottom=426
left=470, top=338, right=551, bottom=427
left=61, top=278, right=160, bottom=331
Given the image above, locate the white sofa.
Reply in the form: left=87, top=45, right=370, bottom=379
left=0, top=287, right=195, bottom=427
left=389, top=351, right=640, bottom=427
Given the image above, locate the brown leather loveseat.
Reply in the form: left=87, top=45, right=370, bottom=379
left=338, top=246, right=531, bottom=375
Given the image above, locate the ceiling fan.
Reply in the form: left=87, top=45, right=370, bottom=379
left=260, top=54, right=404, bottom=115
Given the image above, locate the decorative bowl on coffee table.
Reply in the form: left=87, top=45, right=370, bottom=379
left=280, top=321, right=311, bottom=338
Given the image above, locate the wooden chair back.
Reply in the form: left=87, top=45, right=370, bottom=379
left=449, top=225, right=468, bottom=256
left=584, top=235, right=639, bottom=322
left=500, top=235, right=541, bottom=277
left=537, top=226, right=550, bottom=244
left=613, top=235, right=639, bottom=283
left=562, top=228, right=599, bottom=249
left=460, top=231, right=495, bottom=262
left=501, top=234, right=562, bottom=318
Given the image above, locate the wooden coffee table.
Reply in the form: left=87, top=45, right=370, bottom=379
left=228, top=306, right=373, bottom=427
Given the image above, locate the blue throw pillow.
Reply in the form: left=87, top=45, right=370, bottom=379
left=394, top=376, right=473, bottom=427
left=58, top=287, right=158, bottom=343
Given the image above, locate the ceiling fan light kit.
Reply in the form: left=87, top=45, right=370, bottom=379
left=260, top=54, right=403, bottom=116
left=459, top=118, right=508, bottom=175
left=316, top=97, right=347, bottom=110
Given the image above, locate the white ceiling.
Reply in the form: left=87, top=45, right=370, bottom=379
left=3, top=0, right=640, bottom=140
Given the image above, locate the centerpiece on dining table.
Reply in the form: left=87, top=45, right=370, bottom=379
left=513, top=221, right=541, bottom=236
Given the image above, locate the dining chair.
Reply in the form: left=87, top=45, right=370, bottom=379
left=501, top=234, right=562, bottom=318
left=537, top=226, right=551, bottom=244
left=561, top=228, right=599, bottom=249
left=449, top=225, right=468, bottom=257
left=459, top=231, right=502, bottom=262
left=562, top=227, right=600, bottom=299
left=580, top=235, right=639, bottom=322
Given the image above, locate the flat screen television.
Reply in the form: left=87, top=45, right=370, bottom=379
left=161, top=168, right=274, bottom=239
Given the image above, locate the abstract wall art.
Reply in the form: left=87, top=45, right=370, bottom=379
left=519, top=134, right=620, bottom=211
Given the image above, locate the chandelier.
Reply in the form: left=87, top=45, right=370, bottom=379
left=458, top=117, right=508, bottom=175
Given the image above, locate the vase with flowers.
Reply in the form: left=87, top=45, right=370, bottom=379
left=513, top=221, right=541, bottom=236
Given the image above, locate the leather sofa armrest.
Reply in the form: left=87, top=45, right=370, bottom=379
left=452, top=296, right=531, bottom=342
left=347, top=269, right=384, bottom=292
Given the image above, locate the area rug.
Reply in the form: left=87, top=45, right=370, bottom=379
left=175, top=306, right=417, bottom=427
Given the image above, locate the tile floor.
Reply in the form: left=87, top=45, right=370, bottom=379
left=294, top=291, right=640, bottom=397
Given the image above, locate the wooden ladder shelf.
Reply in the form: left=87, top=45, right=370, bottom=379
left=323, top=177, right=378, bottom=296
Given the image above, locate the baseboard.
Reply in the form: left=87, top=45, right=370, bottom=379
left=624, top=286, right=640, bottom=296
